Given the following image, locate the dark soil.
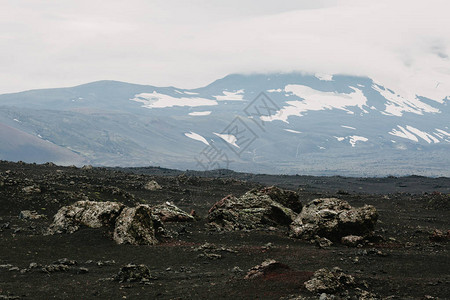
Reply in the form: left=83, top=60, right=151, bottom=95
left=0, top=161, right=449, bottom=299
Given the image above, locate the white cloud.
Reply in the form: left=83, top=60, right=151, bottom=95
left=0, top=0, right=449, bottom=103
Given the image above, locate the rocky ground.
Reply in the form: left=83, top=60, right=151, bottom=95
left=0, top=160, right=449, bottom=299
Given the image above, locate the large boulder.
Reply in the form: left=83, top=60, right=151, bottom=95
left=290, top=198, right=378, bottom=241
left=47, top=200, right=125, bottom=234
left=208, top=187, right=298, bottom=231
left=152, top=202, right=194, bottom=222
left=113, top=205, right=163, bottom=245
left=259, top=186, right=302, bottom=213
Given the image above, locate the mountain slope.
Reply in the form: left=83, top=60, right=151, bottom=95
left=0, top=122, right=85, bottom=165
left=0, top=73, right=448, bottom=176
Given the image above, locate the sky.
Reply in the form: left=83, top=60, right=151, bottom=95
left=1, top=0, right=449, bottom=102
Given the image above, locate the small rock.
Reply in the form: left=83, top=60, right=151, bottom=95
left=78, top=267, right=89, bottom=274
left=19, top=210, right=45, bottom=220
left=341, top=235, right=364, bottom=247
left=22, top=185, right=41, bottom=194
left=245, top=259, right=290, bottom=279
left=114, top=264, right=154, bottom=283
left=143, top=180, right=162, bottom=191
left=314, top=236, right=333, bottom=248
left=304, top=267, right=355, bottom=293
left=429, top=229, right=450, bottom=242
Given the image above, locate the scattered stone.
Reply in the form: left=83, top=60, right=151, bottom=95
left=143, top=180, right=162, bottom=191
left=244, top=259, right=290, bottom=279
left=113, top=205, right=163, bottom=245
left=208, top=187, right=298, bottom=231
left=78, top=267, right=89, bottom=274
left=22, top=185, right=41, bottom=194
left=152, top=202, right=194, bottom=222
left=341, top=235, right=365, bottom=247
left=114, top=264, right=154, bottom=283
left=8, top=267, right=20, bottom=272
left=19, top=210, right=45, bottom=220
left=0, top=264, right=13, bottom=269
left=54, top=258, right=77, bottom=266
left=314, top=236, right=333, bottom=249
left=82, top=165, right=93, bottom=170
left=29, top=262, right=40, bottom=269
left=0, top=222, right=10, bottom=230
left=42, top=264, right=70, bottom=273
left=198, top=253, right=222, bottom=259
left=290, top=198, right=378, bottom=242
left=47, top=200, right=125, bottom=234
left=429, top=229, right=449, bottom=242
left=304, top=267, right=355, bottom=293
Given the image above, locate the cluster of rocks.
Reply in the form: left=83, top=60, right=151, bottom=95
left=290, top=198, right=378, bottom=243
left=46, top=200, right=192, bottom=245
left=208, top=187, right=378, bottom=245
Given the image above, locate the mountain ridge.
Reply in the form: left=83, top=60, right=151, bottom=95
left=1, top=72, right=448, bottom=176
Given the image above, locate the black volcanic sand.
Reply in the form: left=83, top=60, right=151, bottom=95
left=0, top=161, right=449, bottom=299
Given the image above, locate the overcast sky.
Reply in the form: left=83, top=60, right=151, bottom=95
left=1, top=0, right=449, bottom=101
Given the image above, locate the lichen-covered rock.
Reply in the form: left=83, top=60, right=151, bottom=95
left=208, top=188, right=298, bottom=231
left=304, top=267, right=355, bottom=293
left=152, top=202, right=194, bottom=222
left=19, top=210, right=45, bottom=220
left=47, top=201, right=125, bottom=234
left=259, top=186, right=303, bottom=213
left=113, top=205, right=163, bottom=245
left=244, top=259, right=290, bottom=279
left=114, top=264, right=153, bottom=283
left=144, top=180, right=162, bottom=191
left=290, top=198, right=378, bottom=241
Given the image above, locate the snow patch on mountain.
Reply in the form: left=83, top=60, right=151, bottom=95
left=184, top=132, right=209, bottom=145
left=372, top=84, right=440, bottom=116
left=214, top=90, right=244, bottom=101
left=341, top=125, right=356, bottom=130
left=349, top=136, right=368, bottom=147
left=261, top=85, right=367, bottom=123
left=213, top=132, right=239, bottom=148
left=389, top=126, right=419, bottom=142
left=315, top=73, right=333, bottom=81
left=405, top=126, right=440, bottom=143
left=189, top=111, right=211, bottom=116
left=284, top=129, right=301, bottom=134
left=131, top=92, right=217, bottom=108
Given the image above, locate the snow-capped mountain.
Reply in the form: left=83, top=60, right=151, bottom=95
left=0, top=73, right=448, bottom=176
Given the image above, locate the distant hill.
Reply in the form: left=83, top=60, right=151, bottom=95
left=0, top=73, right=448, bottom=176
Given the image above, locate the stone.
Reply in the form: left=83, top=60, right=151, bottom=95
left=143, top=180, right=162, bottom=191
left=22, top=185, right=41, bottom=194
left=244, top=259, right=290, bottom=279
left=114, top=264, right=153, bottom=283
left=208, top=187, right=298, bottom=231
left=341, top=235, right=365, bottom=247
left=290, top=198, right=378, bottom=241
left=304, top=267, right=355, bottom=293
left=113, top=205, right=163, bottom=245
left=19, top=210, right=45, bottom=220
left=152, top=202, right=194, bottom=222
left=47, top=200, right=125, bottom=234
